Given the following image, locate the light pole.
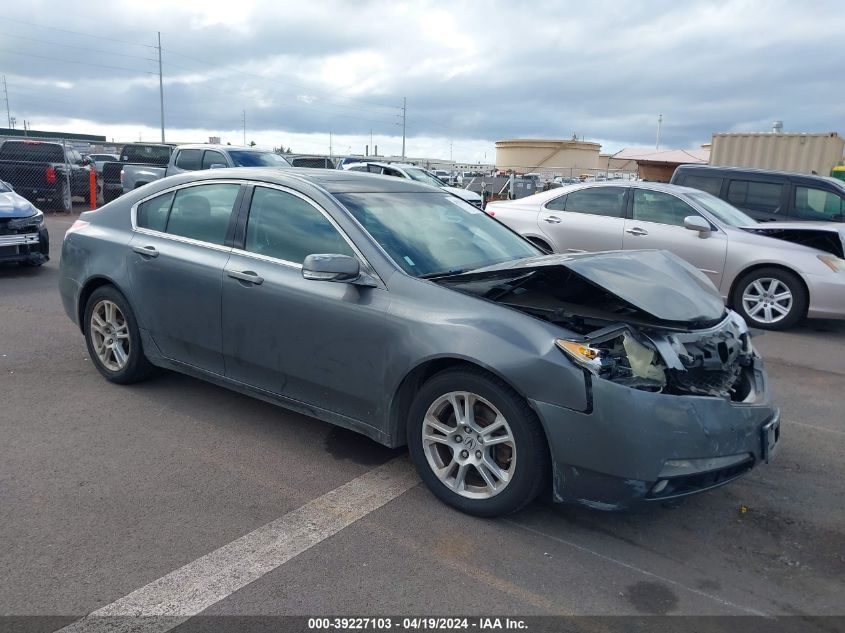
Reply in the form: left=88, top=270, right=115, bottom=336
left=656, top=114, right=663, bottom=150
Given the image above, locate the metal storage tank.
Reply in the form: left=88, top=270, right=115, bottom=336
left=495, top=139, right=601, bottom=175
left=710, top=132, right=844, bottom=175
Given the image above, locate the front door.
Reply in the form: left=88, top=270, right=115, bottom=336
left=128, top=181, right=242, bottom=374
left=538, top=186, right=628, bottom=253
left=222, top=185, right=390, bottom=422
left=622, top=188, right=728, bottom=288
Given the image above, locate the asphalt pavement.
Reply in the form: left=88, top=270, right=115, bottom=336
left=1, top=212, right=843, bottom=630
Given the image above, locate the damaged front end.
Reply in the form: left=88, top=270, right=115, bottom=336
left=556, top=313, right=755, bottom=401
left=438, top=250, right=778, bottom=509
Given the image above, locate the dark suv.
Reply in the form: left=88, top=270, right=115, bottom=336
left=671, top=164, right=845, bottom=223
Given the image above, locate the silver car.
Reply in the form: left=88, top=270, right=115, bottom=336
left=59, top=169, right=778, bottom=516
left=488, top=182, right=845, bottom=329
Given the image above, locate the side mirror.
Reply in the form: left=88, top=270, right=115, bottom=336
left=302, top=254, right=376, bottom=286
left=209, top=163, right=228, bottom=170
left=683, top=215, right=711, bottom=237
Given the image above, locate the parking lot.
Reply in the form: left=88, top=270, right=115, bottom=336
left=1, top=212, right=844, bottom=628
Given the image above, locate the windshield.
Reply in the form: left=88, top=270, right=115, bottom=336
left=335, top=192, right=540, bottom=277
left=687, top=191, right=757, bottom=226
left=404, top=168, right=446, bottom=188
left=229, top=151, right=291, bottom=167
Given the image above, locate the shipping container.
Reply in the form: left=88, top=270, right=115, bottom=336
left=709, top=132, right=844, bottom=176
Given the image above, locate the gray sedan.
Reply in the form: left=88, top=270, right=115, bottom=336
left=59, top=169, right=779, bottom=516
left=488, top=182, right=845, bottom=329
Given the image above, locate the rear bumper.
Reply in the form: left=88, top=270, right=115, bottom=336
left=531, top=358, right=779, bottom=510
left=0, top=226, right=49, bottom=263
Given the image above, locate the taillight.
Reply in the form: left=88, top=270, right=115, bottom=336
left=64, top=219, right=90, bottom=241
left=45, top=166, right=57, bottom=184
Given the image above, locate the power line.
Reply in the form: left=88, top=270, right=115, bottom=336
left=0, top=31, right=157, bottom=62
left=0, top=48, right=156, bottom=76
left=2, top=16, right=155, bottom=49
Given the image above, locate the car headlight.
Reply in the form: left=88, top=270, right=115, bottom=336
left=818, top=254, right=845, bottom=272
left=556, top=332, right=667, bottom=389
left=7, top=211, right=44, bottom=229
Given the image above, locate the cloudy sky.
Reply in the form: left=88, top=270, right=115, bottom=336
left=1, top=0, right=842, bottom=162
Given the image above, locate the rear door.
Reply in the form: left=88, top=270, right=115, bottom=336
left=128, top=181, right=243, bottom=374
left=538, top=186, right=628, bottom=252
left=622, top=188, right=728, bottom=287
left=221, top=184, right=389, bottom=422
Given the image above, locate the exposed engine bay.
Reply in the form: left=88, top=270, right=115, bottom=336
left=437, top=251, right=756, bottom=401
left=741, top=225, right=845, bottom=258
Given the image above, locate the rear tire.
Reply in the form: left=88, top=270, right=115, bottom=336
left=46, top=181, right=72, bottom=212
left=407, top=367, right=549, bottom=517
left=83, top=286, right=154, bottom=384
left=731, top=267, right=807, bottom=330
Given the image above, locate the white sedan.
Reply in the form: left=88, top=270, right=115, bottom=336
left=487, top=181, right=845, bottom=330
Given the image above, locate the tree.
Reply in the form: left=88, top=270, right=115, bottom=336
left=249, top=140, right=256, bottom=147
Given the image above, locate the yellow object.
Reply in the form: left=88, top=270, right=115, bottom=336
left=556, top=339, right=598, bottom=360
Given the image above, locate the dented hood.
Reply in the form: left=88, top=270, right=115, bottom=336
left=441, top=250, right=727, bottom=325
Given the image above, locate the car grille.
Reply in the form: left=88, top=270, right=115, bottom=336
left=0, top=219, right=39, bottom=236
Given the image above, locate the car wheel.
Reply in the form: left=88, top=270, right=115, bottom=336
left=407, top=367, right=549, bottom=517
left=732, top=267, right=807, bottom=330
left=84, top=286, right=153, bottom=384
left=527, top=237, right=553, bottom=253
left=19, top=259, right=45, bottom=267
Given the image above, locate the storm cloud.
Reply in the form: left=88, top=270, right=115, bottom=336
left=1, top=0, right=842, bottom=160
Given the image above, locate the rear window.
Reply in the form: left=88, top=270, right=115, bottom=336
left=175, top=149, right=202, bottom=170
left=0, top=142, right=64, bottom=163
left=120, top=145, right=172, bottom=165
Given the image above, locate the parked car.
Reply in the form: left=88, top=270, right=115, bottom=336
left=0, top=140, right=91, bottom=212
left=487, top=181, right=845, bottom=329
left=342, top=161, right=483, bottom=208
left=102, top=144, right=174, bottom=202
left=0, top=179, right=49, bottom=266
left=671, top=164, right=845, bottom=223
left=60, top=168, right=779, bottom=516
left=119, top=144, right=291, bottom=194
left=85, top=153, right=120, bottom=175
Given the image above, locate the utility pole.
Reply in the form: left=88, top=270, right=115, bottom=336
left=2, top=75, right=10, bottom=128
left=329, top=130, right=333, bottom=158
left=656, top=113, right=663, bottom=150
left=450, top=141, right=453, bottom=162
left=370, top=129, right=373, bottom=155
left=401, top=97, right=406, bottom=161
left=241, top=110, right=246, bottom=146
left=157, top=32, right=165, bottom=142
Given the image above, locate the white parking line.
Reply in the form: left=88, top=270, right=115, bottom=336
left=59, top=457, right=419, bottom=633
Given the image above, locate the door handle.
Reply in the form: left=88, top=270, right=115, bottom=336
left=625, top=227, right=648, bottom=236
left=543, top=215, right=562, bottom=224
left=228, top=270, right=264, bottom=285
left=132, top=245, right=159, bottom=258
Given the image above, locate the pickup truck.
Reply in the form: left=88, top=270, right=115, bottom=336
left=0, top=140, right=92, bottom=212
left=102, top=143, right=174, bottom=202
left=119, top=144, right=292, bottom=194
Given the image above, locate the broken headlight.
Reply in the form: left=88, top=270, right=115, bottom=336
left=556, top=331, right=667, bottom=391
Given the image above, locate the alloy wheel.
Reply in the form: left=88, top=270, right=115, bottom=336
left=421, top=391, right=517, bottom=499
left=741, top=277, right=793, bottom=325
left=89, top=299, right=131, bottom=371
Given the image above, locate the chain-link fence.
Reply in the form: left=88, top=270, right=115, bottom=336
left=0, top=135, right=102, bottom=213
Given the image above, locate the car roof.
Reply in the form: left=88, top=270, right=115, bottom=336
left=153, top=166, right=439, bottom=194
left=174, top=144, right=270, bottom=152
left=676, top=163, right=842, bottom=184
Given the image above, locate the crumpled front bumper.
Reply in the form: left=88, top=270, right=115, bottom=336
left=0, top=225, right=49, bottom=264
left=531, top=356, right=779, bottom=510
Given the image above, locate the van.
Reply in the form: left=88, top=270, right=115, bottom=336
left=670, top=164, right=845, bottom=222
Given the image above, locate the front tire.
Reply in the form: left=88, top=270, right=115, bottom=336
left=732, top=267, right=807, bottom=330
left=84, top=286, right=153, bottom=384
left=407, top=367, right=549, bottom=517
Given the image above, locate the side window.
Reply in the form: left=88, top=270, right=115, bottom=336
left=202, top=151, right=227, bottom=170
left=632, top=190, right=700, bottom=227
left=727, top=180, right=783, bottom=213
left=563, top=187, right=626, bottom=218
left=794, top=186, right=845, bottom=221
left=545, top=194, right=567, bottom=211
left=347, top=165, right=367, bottom=172
left=367, top=165, right=385, bottom=174
left=136, top=192, right=175, bottom=232
left=165, top=183, right=240, bottom=245
left=245, top=187, right=355, bottom=264
left=681, top=174, right=722, bottom=197
left=382, top=168, right=403, bottom=178
left=174, top=149, right=202, bottom=171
